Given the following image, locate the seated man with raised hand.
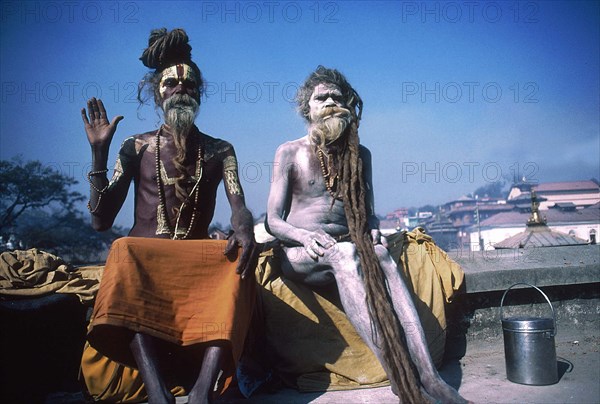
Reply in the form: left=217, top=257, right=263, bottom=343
left=265, top=65, right=467, bottom=403
left=81, top=28, right=256, bottom=404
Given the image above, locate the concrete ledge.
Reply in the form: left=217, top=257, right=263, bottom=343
left=444, top=245, right=600, bottom=348
left=453, top=245, right=600, bottom=293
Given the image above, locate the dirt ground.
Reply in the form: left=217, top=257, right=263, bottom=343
left=46, top=332, right=599, bottom=404
left=216, top=333, right=600, bottom=404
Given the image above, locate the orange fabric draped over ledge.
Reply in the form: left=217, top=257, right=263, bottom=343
left=87, top=237, right=255, bottom=373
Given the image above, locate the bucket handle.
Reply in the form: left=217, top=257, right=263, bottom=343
left=500, top=283, right=557, bottom=337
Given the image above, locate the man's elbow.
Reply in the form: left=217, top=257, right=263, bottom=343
left=265, top=214, right=282, bottom=236
left=265, top=212, right=274, bottom=228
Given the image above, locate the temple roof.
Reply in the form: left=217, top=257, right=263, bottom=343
left=494, top=191, right=590, bottom=249
left=493, top=225, right=588, bottom=249
left=480, top=203, right=600, bottom=228
left=534, top=180, right=599, bottom=193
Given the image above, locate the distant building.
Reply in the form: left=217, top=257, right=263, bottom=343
left=381, top=208, right=410, bottom=233
left=508, top=179, right=600, bottom=209
left=379, top=208, right=435, bottom=234
left=425, top=214, right=458, bottom=250
left=386, top=208, right=409, bottom=221
left=379, top=218, right=404, bottom=235
left=494, top=191, right=589, bottom=249
left=447, top=201, right=512, bottom=248
left=468, top=201, right=599, bottom=251
left=506, top=178, right=539, bottom=201
left=303, top=180, right=599, bottom=252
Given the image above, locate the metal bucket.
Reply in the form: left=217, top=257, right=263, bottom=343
left=500, top=283, right=558, bottom=385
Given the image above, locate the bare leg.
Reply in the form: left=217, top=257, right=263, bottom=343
left=327, top=243, right=402, bottom=394
left=281, top=243, right=400, bottom=394
left=187, top=345, right=224, bottom=404
left=129, top=332, right=175, bottom=404
left=375, top=245, right=466, bottom=403
left=282, top=243, right=466, bottom=402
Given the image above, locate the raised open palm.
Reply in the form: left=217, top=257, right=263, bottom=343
left=81, top=97, right=123, bottom=148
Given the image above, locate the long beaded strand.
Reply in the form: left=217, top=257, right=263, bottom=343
left=317, top=148, right=339, bottom=199
left=155, top=126, right=204, bottom=240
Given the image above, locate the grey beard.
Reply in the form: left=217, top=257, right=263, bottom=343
left=162, top=94, right=200, bottom=166
left=310, top=107, right=353, bottom=147
left=163, top=94, right=199, bottom=138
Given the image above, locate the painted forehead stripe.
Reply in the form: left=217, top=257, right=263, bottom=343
left=160, top=64, right=196, bottom=83
left=176, top=64, right=185, bottom=81
left=159, top=64, right=196, bottom=97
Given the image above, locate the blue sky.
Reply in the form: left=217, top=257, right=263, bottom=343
left=1, top=1, right=599, bottom=230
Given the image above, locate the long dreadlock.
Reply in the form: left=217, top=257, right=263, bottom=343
left=301, top=66, right=427, bottom=402
left=339, top=121, right=426, bottom=402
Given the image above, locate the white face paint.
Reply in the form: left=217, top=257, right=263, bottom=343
left=308, top=83, right=352, bottom=145
left=308, top=83, right=345, bottom=123
left=159, top=63, right=198, bottom=99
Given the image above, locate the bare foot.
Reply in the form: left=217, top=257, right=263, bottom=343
left=423, top=378, right=467, bottom=404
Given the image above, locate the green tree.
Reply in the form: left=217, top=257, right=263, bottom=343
left=0, top=157, right=124, bottom=263
left=14, top=209, right=124, bottom=264
left=0, top=157, right=84, bottom=231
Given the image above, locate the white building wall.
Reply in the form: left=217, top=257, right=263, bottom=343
left=550, top=223, right=600, bottom=242
left=469, top=226, right=524, bottom=251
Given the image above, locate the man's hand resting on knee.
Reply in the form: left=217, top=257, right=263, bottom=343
left=302, top=229, right=337, bottom=260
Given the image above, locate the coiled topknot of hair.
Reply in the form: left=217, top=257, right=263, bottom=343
left=136, top=28, right=204, bottom=108
left=139, top=28, right=192, bottom=71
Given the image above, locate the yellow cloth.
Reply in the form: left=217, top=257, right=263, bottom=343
left=388, top=228, right=465, bottom=367
left=254, top=248, right=389, bottom=392
left=85, top=237, right=255, bottom=398
left=253, top=228, right=465, bottom=390
left=80, top=341, right=187, bottom=403
left=0, top=248, right=101, bottom=304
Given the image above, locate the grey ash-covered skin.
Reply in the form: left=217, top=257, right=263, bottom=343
left=266, top=70, right=468, bottom=403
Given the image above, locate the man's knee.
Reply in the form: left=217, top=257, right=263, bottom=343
left=282, top=246, right=309, bottom=265
left=327, top=240, right=354, bottom=258
left=328, top=242, right=361, bottom=273
left=283, top=242, right=361, bottom=276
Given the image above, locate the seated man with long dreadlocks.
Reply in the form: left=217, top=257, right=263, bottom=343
left=265, top=66, right=467, bottom=403
left=80, top=28, right=256, bottom=403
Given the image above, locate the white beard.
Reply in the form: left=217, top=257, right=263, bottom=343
left=162, top=94, right=200, bottom=162
left=321, top=115, right=350, bottom=144
left=163, top=94, right=199, bottom=138
left=311, top=106, right=353, bottom=147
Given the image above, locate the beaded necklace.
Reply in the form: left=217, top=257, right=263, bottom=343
left=155, top=126, right=204, bottom=240
left=316, top=147, right=339, bottom=199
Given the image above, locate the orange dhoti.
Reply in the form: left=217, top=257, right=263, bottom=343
left=87, top=237, right=255, bottom=384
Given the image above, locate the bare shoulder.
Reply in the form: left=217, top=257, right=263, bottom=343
left=277, top=136, right=310, bottom=152
left=201, top=131, right=235, bottom=161
left=275, top=136, right=309, bottom=157
left=132, top=130, right=157, bottom=145
left=277, top=136, right=309, bottom=150
left=124, top=130, right=156, bottom=155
